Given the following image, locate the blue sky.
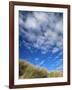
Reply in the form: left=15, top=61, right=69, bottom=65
left=19, top=11, right=63, bottom=72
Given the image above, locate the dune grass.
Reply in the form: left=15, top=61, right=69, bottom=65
left=19, top=60, right=63, bottom=79
left=48, top=71, right=63, bottom=77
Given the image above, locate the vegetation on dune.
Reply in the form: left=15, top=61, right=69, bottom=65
left=19, top=60, right=63, bottom=79
left=19, top=60, right=48, bottom=78
left=48, top=71, right=63, bottom=77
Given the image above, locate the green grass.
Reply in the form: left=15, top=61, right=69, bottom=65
left=19, top=60, right=63, bottom=79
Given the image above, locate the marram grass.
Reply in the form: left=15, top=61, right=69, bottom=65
left=19, top=60, right=63, bottom=79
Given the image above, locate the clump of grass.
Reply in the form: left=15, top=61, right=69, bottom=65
left=19, top=60, right=28, bottom=76
left=19, top=60, right=48, bottom=79
left=48, top=71, right=63, bottom=77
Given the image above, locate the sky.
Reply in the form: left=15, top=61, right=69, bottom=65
left=19, top=10, right=63, bottom=72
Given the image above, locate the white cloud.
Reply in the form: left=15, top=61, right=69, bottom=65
left=35, top=58, right=39, bottom=61
left=55, top=51, right=62, bottom=58
left=41, top=51, right=48, bottom=54
left=56, top=36, right=63, bottom=51
left=19, top=11, right=63, bottom=54
left=33, top=12, right=48, bottom=25
left=56, top=64, right=63, bottom=71
left=54, top=55, right=60, bottom=60
left=19, top=13, right=40, bottom=31
left=39, top=60, right=45, bottom=66
left=55, top=20, right=63, bottom=34
left=24, top=16, right=38, bottom=29
left=52, top=47, right=59, bottom=53
left=19, top=17, right=24, bottom=26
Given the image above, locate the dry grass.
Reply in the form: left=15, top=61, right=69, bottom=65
left=19, top=60, right=63, bottom=79
left=19, top=60, right=48, bottom=78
